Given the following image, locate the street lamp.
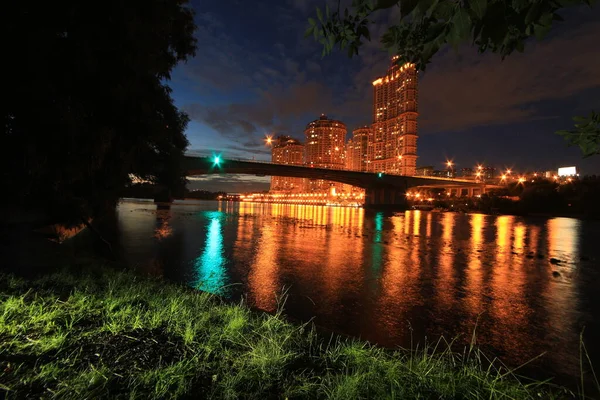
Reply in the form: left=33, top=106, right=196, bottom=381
left=265, top=135, right=273, bottom=145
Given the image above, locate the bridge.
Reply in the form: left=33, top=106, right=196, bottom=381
left=182, top=156, right=489, bottom=208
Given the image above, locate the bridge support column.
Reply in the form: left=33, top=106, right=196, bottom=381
left=364, top=187, right=408, bottom=210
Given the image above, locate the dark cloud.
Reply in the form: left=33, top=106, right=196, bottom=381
left=183, top=79, right=334, bottom=143
left=418, top=21, right=600, bottom=133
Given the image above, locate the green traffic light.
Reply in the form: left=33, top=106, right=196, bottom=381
left=213, top=156, right=221, bottom=165
left=378, top=172, right=383, bottom=178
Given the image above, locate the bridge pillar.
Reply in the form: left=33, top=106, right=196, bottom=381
left=364, top=187, right=408, bottom=210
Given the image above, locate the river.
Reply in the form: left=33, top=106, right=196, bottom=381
left=101, top=199, right=600, bottom=387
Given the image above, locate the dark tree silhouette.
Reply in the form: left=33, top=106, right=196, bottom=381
left=2, top=0, right=197, bottom=225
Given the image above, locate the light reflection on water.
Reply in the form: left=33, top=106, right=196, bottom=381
left=194, top=212, right=228, bottom=295
left=107, top=200, right=600, bottom=386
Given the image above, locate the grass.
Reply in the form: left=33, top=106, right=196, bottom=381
left=0, top=261, right=591, bottom=399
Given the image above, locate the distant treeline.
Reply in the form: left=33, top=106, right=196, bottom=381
left=185, top=190, right=227, bottom=200
left=419, top=176, right=600, bottom=219
left=120, top=183, right=225, bottom=201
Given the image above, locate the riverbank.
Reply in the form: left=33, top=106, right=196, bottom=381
left=0, top=260, right=581, bottom=399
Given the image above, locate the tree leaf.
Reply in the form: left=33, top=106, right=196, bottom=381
left=470, top=0, right=487, bottom=19
left=415, top=0, right=437, bottom=17
left=316, top=7, right=323, bottom=22
left=450, top=8, right=472, bottom=42
left=375, top=0, right=401, bottom=10
left=398, top=0, right=419, bottom=15
left=533, top=21, right=551, bottom=40
left=524, top=2, right=542, bottom=25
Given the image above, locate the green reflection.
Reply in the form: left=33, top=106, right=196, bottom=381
left=374, top=212, right=383, bottom=242
left=194, top=215, right=228, bottom=294
left=372, top=212, right=384, bottom=274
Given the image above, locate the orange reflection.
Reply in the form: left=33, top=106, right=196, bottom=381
left=464, top=213, right=484, bottom=316
left=412, top=210, right=421, bottom=236
left=547, top=218, right=580, bottom=263
left=528, top=225, right=540, bottom=255
left=489, top=215, right=529, bottom=361
left=542, top=217, right=580, bottom=374
left=495, top=216, right=512, bottom=265
left=248, top=223, right=280, bottom=312
left=378, top=215, right=413, bottom=338
left=154, top=211, right=173, bottom=240
left=323, top=208, right=363, bottom=305
left=435, top=212, right=456, bottom=312
left=426, top=212, right=432, bottom=237
left=514, top=223, right=525, bottom=253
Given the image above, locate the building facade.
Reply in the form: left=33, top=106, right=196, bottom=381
left=304, top=114, right=347, bottom=191
left=369, top=56, right=418, bottom=175
left=347, top=126, right=370, bottom=172
left=345, top=138, right=355, bottom=170
left=270, top=135, right=305, bottom=192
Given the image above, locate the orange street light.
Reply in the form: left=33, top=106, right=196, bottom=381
left=506, top=169, right=512, bottom=175
left=446, top=160, right=454, bottom=168
left=265, top=135, right=273, bottom=145
left=518, top=177, right=525, bottom=183
left=477, top=165, right=483, bottom=170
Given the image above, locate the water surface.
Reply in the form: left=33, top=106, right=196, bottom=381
left=103, top=199, right=600, bottom=386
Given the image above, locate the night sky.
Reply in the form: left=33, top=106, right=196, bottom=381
left=171, top=0, right=600, bottom=193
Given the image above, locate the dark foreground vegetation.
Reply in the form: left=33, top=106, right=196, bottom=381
left=0, top=262, right=586, bottom=400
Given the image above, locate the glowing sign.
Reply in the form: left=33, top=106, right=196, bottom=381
left=558, top=166, right=576, bottom=177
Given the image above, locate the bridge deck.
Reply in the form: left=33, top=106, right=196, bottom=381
left=184, top=156, right=488, bottom=190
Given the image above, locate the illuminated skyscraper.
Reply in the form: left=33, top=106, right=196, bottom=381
left=345, top=138, right=355, bottom=171
left=270, top=135, right=304, bottom=192
left=304, top=114, right=346, bottom=191
left=348, top=126, right=370, bottom=172
left=370, top=56, right=418, bottom=175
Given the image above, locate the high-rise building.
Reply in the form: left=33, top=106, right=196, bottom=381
left=345, top=138, right=355, bottom=170
left=369, top=56, right=418, bottom=175
left=270, top=135, right=304, bottom=192
left=347, top=126, right=370, bottom=172
left=304, top=114, right=346, bottom=191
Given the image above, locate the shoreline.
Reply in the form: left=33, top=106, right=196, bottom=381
left=1, top=260, right=588, bottom=399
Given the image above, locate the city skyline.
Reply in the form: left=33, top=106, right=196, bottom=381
left=178, top=0, right=600, bottom=192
